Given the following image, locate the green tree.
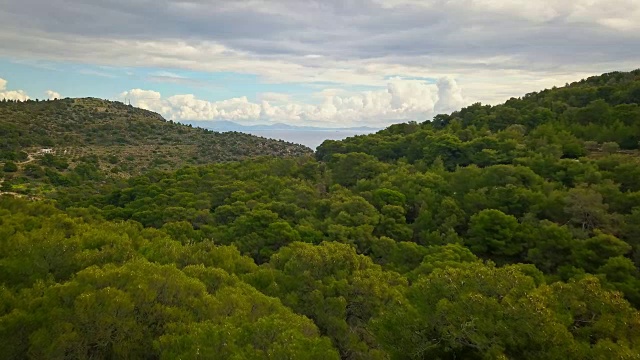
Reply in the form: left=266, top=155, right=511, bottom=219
left=373, top=263, right=640, bottom=360
left=329, top=153, right=387, bottom=187
left=423, top=133, right=466, bottom=170
left=602, top=141, right=620, bottom=154
left=571, top=232, right=631, bottom=273
left=2, top=161, right=17, bottom=172
left=374, top=205, right=412, bottom=242
left=524, top=220, right=577, bottom=273
left=466, top=209, right=522, bottom=261
left=564, top=187, right=611, bottom=233
left=249, top=242, right=406, bottom=359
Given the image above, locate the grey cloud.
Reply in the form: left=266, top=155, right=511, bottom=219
left=1, top=0, right=639, bottom=106
left=3, top=0, right=638, bottom=64
left=1, top=0, right=296, bottom=40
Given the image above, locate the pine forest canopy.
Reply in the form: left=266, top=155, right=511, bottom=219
left=1, top=69, right=640, bottom=359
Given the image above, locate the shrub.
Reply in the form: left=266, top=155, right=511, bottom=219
left=3, top=161, right=18, bottom=173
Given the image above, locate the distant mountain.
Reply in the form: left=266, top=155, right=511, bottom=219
left=181, top=120, right=381, bottom=132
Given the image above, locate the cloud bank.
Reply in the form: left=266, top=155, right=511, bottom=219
left=45, top=90, right=62, bottom=100
left=0, top=78, right=30, bottom=101
left=0, top=78, right=64, bottom=102
left=121, top=77, right=466, bottom=127
left=1, top=0, right=638, bottom=123
left=1, top=1, right=637, bottom=83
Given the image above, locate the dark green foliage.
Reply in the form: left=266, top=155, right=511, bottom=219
left=372, top=263, right=640, bottom=359
left=466, top=209, right=522, bottom=261
left=317, top=69, right=640, bottom=164
left=2, top=161, right=17, bottom=172
left=2, top=70, right=640, bottom=359
left=0, top=197, right=338, bottom=359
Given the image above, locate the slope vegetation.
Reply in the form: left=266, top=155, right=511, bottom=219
left=0, top=97, right=310, bottom=194
left=317, top=69, right=640, bottom=164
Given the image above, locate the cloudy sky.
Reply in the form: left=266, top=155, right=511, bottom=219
left=1, top=0, right=638, bottom=127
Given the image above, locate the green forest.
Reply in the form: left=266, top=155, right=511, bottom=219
left=2, top=69, right=640, bottom=359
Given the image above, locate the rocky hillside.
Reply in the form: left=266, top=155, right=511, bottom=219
left=0, top=97, right=310, bottom=173
left=0, top=97, right=311, bottom=196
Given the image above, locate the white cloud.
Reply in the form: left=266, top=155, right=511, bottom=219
left=0, top=90, right=29, bottom=101
left=78, top=68, right=116, bottom=78
left=150, top=70, right=185, bottom=79
left=0, top=77, right=30, bottom=101
left=45, top=90, right=61, bottom=100
left=121, top=77, right=466, bottom=127
left=258, top=92, right=291, bottom=103
left=435, top=77, right=465, bottom=113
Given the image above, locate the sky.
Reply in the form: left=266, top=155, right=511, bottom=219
left=1, top=0, right=639, bottom=128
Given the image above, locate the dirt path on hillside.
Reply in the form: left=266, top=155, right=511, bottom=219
left=0, top=179, right=22, bottom=198
left=17, top=153, right=36, bottom=165
left=0, top=179, right=39, bottom=199
left=0, top=152, right=38, bottom=198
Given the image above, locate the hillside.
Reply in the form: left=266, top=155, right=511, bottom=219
left=0, top=97, right=311, bottom=155
left=317, top=69, right=640, bottom=164
left=3, top=70, right=640, bottom=359
left=0, top=97, right=311, bottom=195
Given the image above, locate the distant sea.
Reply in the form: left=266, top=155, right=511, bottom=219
left=240, top=129, right=378, bottom=149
